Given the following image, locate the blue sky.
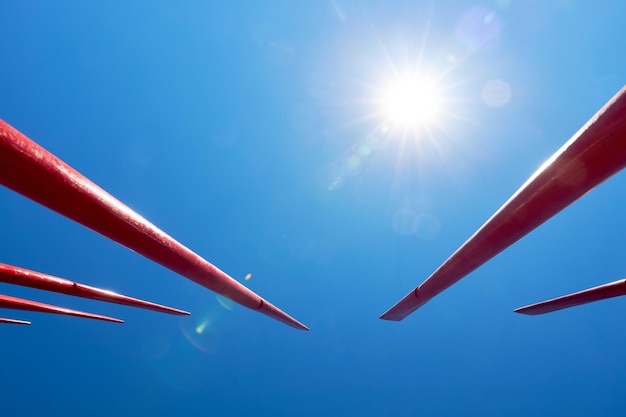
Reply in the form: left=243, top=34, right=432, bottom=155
left=1, top=1, right=626, bottom=416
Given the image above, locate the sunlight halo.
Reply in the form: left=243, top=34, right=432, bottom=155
left=381, top=75, right=442, bottom=129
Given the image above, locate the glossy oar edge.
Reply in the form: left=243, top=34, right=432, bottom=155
left=0, top=120, right=307, bottom=330
left=0, top=317, right=31, bottom=325
left=0, top=294, right=122, bottom=323
left=381, top=84, right=626, bottom=321
left=0, top=262, right=189, bottom=315
left=515, top=279, right=626, bottom=315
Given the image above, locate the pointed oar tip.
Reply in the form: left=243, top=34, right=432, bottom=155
left=276, top=311, right=310, bottom=331
left=71, top=283, right=191, bottom=316
left=379, top=308, right=412, bottom=321
left=80, top=312, right=124, bottom=323
left=0, top=318, right=31, bottom=325
left=379, top=312, right=401, bottom=321
left=69, top=308, right=124, bottom=323
left=295, top=322, right=310, bottom=331
left=513, top=305, right=541, bottom=315
left=380, top=287, right=425, bottom=321
left=106, top=317, right=124, bottom=324
left=257, top=299, right=309, bottom=330
left=134, top=301, right=190, bottom=316
left=114, top=296, right=190, bottom=316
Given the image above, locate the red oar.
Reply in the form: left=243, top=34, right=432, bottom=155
left=0, top=120, right=307, bottom=330
left=516, top=279, right=626, bottom=315
left=0, top=262, right=188, bottom=315
left=0, top=317, right=31, bottom=325
left=381, top=85, right=626, bottom=321
left=0, top=294, right=122, bottom=323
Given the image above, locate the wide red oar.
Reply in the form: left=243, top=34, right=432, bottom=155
left=0, top=317, right=31, bottom=325
left=382, top=85, right=626, bottom=321
left=0, top=294, right=122, bottom=323
left=0, top=120, right=307, bottom=330
left=516, top=279, right=626, bottom=315
left=0, top=262, right=188, bottom=315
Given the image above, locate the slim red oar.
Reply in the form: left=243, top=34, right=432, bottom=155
left=516, top=279, right=626, bottom=315
left=0, top=120, right=307, bottom=330
left=0, top=262, right=188, bottom=315
left=0, top=317, right=31, bottom=325
left=382, top=85, right=626, bottom=321
left=0, top=294, right=122, bottom=323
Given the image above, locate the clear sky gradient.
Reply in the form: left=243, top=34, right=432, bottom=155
left=1, top=1, right=625, bottom=416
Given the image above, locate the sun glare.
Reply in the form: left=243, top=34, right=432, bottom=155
left=382, top=75, right=442, bottom=129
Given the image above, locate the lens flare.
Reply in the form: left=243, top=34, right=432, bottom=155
left=195, top=319, right=210, bottom=334
left=216, top=294, right=234, bottom=311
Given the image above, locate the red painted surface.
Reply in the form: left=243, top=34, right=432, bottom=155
left=0, top=318, right=31, bottom=325
left=0, top=263, right=188, bottom=315
left=0, top=294, right=122, bottom=323
left=515, top=279, right=626, bottom=315
left=381, top=85, right=626, bottom=321
left=0, top=120, right=307, bottom=330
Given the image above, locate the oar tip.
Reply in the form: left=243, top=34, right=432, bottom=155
left=0, top=318, right=32, bottom=325
left=257, top=299, right=309, bottom=330
left=513, top=305, right=538, bottom=315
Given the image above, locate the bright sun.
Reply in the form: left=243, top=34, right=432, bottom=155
left=382, top=75, right=442, bottom=129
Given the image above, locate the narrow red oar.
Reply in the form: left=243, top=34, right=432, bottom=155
left=516, top=279, right=626, bottom=315
left=0, top=294, right=122, bottom=323
left=382, top=85, right=626, bottom=321
left=0, top=317, right=31, bottom=325
left=0, top=262, right=188, bottom=315
left=0, top=120, right=307, bottom=330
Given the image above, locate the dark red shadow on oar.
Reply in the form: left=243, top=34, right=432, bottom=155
left=382, top=85, right=626, bottom=321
